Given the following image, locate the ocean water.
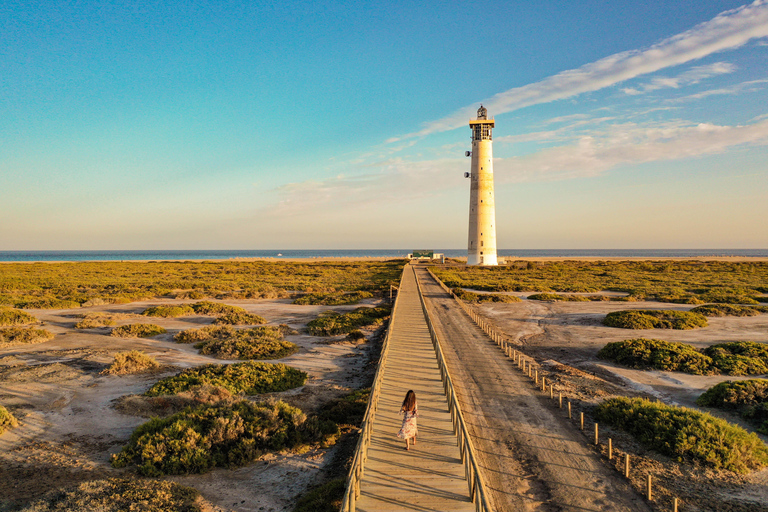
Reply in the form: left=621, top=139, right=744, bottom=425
left=0, top=249, right=766, bottom=262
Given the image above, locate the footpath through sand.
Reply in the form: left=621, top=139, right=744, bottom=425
left=415, top=266, right=652, bottom=512
left=355, top=265, right=473, bottom=512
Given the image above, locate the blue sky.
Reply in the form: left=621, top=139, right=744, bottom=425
left=1, top=0, right=767, bottom=250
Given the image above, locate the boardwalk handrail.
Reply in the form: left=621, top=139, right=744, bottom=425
left=414, top=269, right=494, bottom=512
left=340, top=266, right=406, bottom=512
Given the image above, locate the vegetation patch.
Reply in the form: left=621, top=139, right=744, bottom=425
left=703, top=342, right=768, bottom=376
left=598, top=338, right=714, bottom=375
left=20, top=477, right=205, bottom=511
left=115, top=385, right=236, bottom=418
left=0, top=308, right=37, bottom=326
left=452, top=288, right=522, bottom=303
left=189, top=301, right=244, bottom=315
left=293, top=291, right=374, bottom=305
left=594, top=397, right=768, bottom=473
left=142, top=305, right=194, bottom=318
left=691, top=304, right=766, bottom=317
left=527, top=293, right=590, bottom=302
left=75, top=312, right=117, bottom=328
left=431, top=260, right=767, bottom=304
left=0, top=260, right=403, bottom=308
left=293, top=477, right=346, bottom=512
left=212, top=310, right=267, bottom=325
left=317, top=388, right=370, bottom=427
left=110, top=323, right=167, bottom=338
left=603, top=310, right=707, bottom=330
left=697, top=380, right=768, bottom=434
left=146, top=361, right=307, bottom=396
left=307, top=306, right=390, bottom=336
left=111, top=400, right=338, bottom=476
left=197, top=326, right=298, bottom=360
left=0, top=405, right=19, bottom=434
left=102, top=351, right=160, bottom=375
left=0, top=326, right=54, bottom=346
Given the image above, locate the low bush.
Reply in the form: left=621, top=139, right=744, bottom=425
left=142, top=305, right=194, bottom=318
left=75, top=313, right=116, bottom=328
left=527, top=293, right=590, bottom=302
left=102, top=351, right=160, bottom=375
left=703, top=342, right=768, bottom=376
left=190, top=301, right=245, bottom=315
left=212, top=310, right=266, bottom=325
left=603, top=310, right=707, bottom=330
left=114, top=385, right=236, bottom=419
left=293, top=291, right=374, bottom=305
left=597, top=338, right=714, bottom=375
left=453, top=288, right=522, bottom=304
left=697, top=379, right=768, bottom=434
left=346, top=330, right=366, bottom=342
left=307, top=306, right=390, bottom=336
left=19, top=478, right=204, bottom=512
left=111, top=400, right=338, bottom=476
left=146, top=361, right=307, bottom=396
left=691, top=304, right=762, bottom=317
left=0, top=326, right=54, bottom=346
left=111, top=324, right=167, bottom=338
left=594, top=397, right=768, bottom=473
left=318, top=388, right=370, bottom=427
left=196, top=326, right=298, bottom=360
left=0, top=405, right=19, bottom=434
left=293, top=477, right=346, bottom=512
left=0, top=308, right=37, bottom=326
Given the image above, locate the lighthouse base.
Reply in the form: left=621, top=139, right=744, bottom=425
left=467, top=253, right=498, bottom=266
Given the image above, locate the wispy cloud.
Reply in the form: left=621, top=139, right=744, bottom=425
left=669, top=78, right=768, bottom=101
left=621, top=62, right=737, bottom=95
left=390, top=0, right=768, bottom=141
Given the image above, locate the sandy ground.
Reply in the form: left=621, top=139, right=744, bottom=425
left=0, top=298, right=380, bottom=511
left=471, top=291, right=768, bottom=510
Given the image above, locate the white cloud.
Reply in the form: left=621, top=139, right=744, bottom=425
left=626, top=62, right=737, bottom=94
left=392, top=0, right=768, bottom=141
left=670, top=78, right=768, bottom=101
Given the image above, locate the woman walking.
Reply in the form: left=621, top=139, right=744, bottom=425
left=397, top=389, right=418, bottom=450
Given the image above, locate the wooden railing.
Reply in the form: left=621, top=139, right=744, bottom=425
left=414, top=269, right=494, bottom=512
left=340, top=268, right=406, bottom=512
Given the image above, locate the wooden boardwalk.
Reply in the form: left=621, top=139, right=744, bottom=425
left=355, top=265, right=474, bottom=512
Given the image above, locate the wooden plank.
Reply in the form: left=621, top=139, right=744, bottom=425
left=355, top=266, right=473, bottom=512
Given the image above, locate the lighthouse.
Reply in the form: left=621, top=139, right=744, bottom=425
left=466, top=105, right=498, bottom=266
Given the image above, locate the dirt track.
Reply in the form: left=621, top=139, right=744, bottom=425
left=416, top=267, right=652, bottom=512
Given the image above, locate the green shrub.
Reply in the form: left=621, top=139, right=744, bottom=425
left=691, top=304, right=761, bottom=317
left=703, top=342, right=768, bottom=376
left=212, top=310, right=266, bottom=325
left=603, top=310, right=707, bottom=329
left=307, top=306, right=390, bottom=336
left=102, top=351, right=160, bottom=375
left=0, top=308, right=37, bottom=326
left=293, top=477, right=346, bottom=512
left=0, top=405, right=19, bottom=434
left=697, top=380, right=768, bottom=434
left=111, top=400, right=338, bottom=476
left=142, top=305, right=194, bottom=318
left=595, top=397, right=768, bottom=473
left=0, top=326, right=54, bottom=346
left=19, top=478, right=203, bottom=512
left=527, top=293, right=590, bottom=302
left=196, top=326, right=298, bottom=360
left=146, top=361, right=307, bottom=396
left=452, top=288, right=522, bottom=303
left=75, top=313, right=117, bottom=328
left=293, top=291, right=374, bottom=305
left=190, top=301, right=244, bottom=315
left=317, top=388, right=370, bottom=427
left=597, top=338, right=714, bottom=375
left=110, top=324, right=167, bottom=338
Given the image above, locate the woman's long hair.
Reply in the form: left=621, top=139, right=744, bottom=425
left=402, top=390, right=416, bottom=411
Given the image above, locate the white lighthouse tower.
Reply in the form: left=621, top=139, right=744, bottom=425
left=466, top=105, right=498, bottom=266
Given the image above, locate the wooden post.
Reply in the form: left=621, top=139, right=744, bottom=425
left=647, top=474, right=652, bottom=501
left=580, top=412, right=584, bottom=430
left=541, top=376, right=546, bottom=392
left=534, top=369, right=538, bottom=383
left=608, top=438, right=612, bottom=460
left=624, top=453, right=630, bottom=478
left=568, top=401, right=572, bottom=419
left=673, top=497, right=678, bottom=512
left=594, top=423, right=599, bottom=445
left=559, top=393, right=563, bottom=408
left=549, top=384, right=554, bottom=399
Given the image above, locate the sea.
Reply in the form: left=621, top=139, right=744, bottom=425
left=0, top=249, right=766, bottom=262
